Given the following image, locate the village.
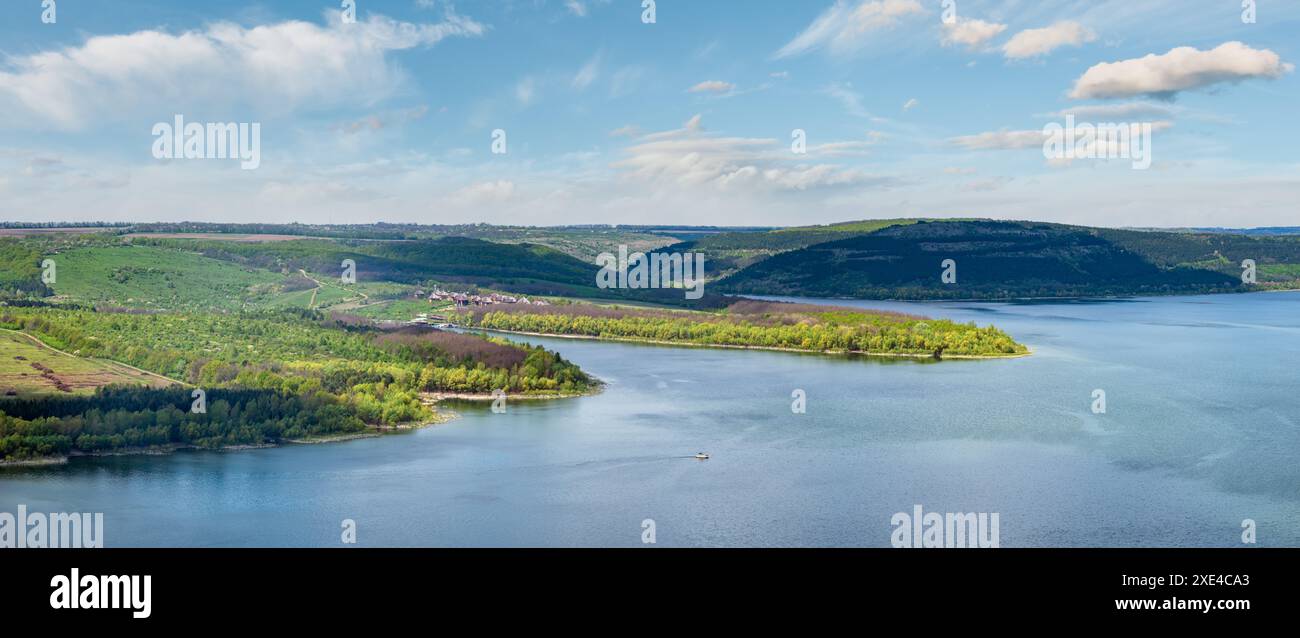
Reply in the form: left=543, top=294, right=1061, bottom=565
left=422, top=286, right=549, bottom=308
left=392, top=286, right=551, bottom=329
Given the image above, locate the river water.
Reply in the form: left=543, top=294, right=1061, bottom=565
left=3, top=292, right=1298, bottom=547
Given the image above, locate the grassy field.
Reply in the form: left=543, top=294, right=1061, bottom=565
left=0, top=330, right=170, bottom=397
left=349, top=299, right=455, bottom=321
left=46, top=245, right=287, bottom=311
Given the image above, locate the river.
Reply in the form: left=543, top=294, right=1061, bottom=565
left=3, top=292, right=1298, bottom=547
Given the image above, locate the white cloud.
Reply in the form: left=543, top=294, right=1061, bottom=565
left=564, top=1, right=588, bottom=17
left=774, top=0, right=924, bottom=59
left=941, top=18, right=1007, bottom=50
left=0, top=11, right=485, bottom=130
left=688, top=80, right=735, bottom=94
left=1002, top=21, right=1096, bottom=59
left=1069, top=41, right=1293, bottom=100
left=615, top=115, right=893, bottom=192
left=950, top=121, right=1174, bottom=166
left=902, top=98, right=919, bottom=111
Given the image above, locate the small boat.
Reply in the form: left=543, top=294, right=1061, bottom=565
left=694, top=452, right=710, bottom=460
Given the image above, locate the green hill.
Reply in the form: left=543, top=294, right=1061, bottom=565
left=133, top=236, right=729, bottom=308
left=45, top=245, right=288, bottom=311
left=660, top=218, right=919, bottom=275
left=716, top=220, right=1254, bottom=300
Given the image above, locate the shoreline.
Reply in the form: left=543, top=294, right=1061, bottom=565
left=458, top=326, right=1030, bottom=360
left=421, top=385, right=604, bottom=403
left=0, top=388, right=601, bottom=467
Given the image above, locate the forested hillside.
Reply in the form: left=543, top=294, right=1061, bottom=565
left=0, top=306, right=594, bottom=461
left=716, top=220, right=1254, bottom=300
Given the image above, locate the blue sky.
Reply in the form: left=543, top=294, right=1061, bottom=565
left=1, top=0, right=1297, bottom=228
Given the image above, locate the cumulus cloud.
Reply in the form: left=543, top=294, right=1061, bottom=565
left=1069, top=41, right=1293, bottom=100
left=688, top=80, right=736, bottom=94
left=774, top=0, right=924, bottom=59
left=0, top=11, right=485, bottom=130
left=614, top=115, right=892, bottom=191
left=941, top=18, right=1007, bottom=49
left=1002, top=21, right=1096, bottom=59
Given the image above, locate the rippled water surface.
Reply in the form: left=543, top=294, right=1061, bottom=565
left=3, top=292, right=1298, bottom=547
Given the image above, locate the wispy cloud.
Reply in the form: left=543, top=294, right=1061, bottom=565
left=824, top=83, right=883, bottom=121
left=688, top=80, right=736, bottom=94
left=774, top=0, right=924, bottom=59
left=572, top=52, right=601, bottom=90
left=615, top=115, right=894, bottom=191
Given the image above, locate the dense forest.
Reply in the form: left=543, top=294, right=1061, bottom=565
left=448, top=298, right=1027, bottom=358
left=0, top=306, right=594, bottom=461
left=715, top=220, right=1269, bottom=299
left=0, top=386, right=366, bottom=461
left=0, top=240, right=51, bottom=298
